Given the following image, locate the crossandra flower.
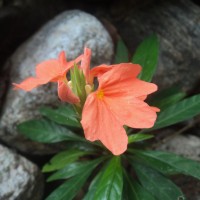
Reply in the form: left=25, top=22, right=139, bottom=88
left=13, top=48, right=159, bottom=156
left=81, top=63, right=159, bottom=155
left=13, top=51, right=82, bottom=104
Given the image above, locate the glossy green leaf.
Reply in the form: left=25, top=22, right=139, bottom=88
left=90, top=156, right=123, bottom=200
left=152, top=94, right=200, bottom=130
left=114, top=39, right=129, bottom=64
left=40, top=105, right=81, bottom=128
left=123, top=170, right=155, bottom=200
left=132, top=162, right=184, bottom=200
left=18, top=119, right=83, bottom=143
left=132, top=34, right=159, bottom=82
left=64, top=141, right=98, bottom=152
left=130, top=150, right=200, bottom=179
left=45, top=166, right=94, bottom=200
left=42, top=149, right=91, bottom=172
left=83, top=168, right=104, bottom=200
left=128, top=133, right=153, bottom=144
left=47, top=157, right=106, bottom=182
left=149, top=86, right=186, bottom=110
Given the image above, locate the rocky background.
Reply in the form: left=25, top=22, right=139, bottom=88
left=0, top=0, right=200, bottom=199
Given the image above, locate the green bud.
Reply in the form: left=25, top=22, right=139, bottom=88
left=70, top=63, right=87, bottom=107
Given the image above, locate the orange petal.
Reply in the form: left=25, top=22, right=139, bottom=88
left=150, top=106, right=160, bottom=112
left=57, top=81, right=80, bottom=104
left=105, top=96, right=158, bottom=128
left=89, top=64, right=113, bottom=84
left=98, top=63, right=141, bottom=90
left=81, top=93, right=128, bottom=155
left=35, top=55, right=82, bottom=83
left=64, top=54, right=83, bottom=73
left=80, top=48, right=91, bottom=83
left=99, top=63, right=141, bottom=85
left=13, top=77, right=42, bottom=91
left=59, top=51, right=68, bottom=68
left=90, top=64, right=114, bottom=77
left=138, top=95, right=147, bottom=100
left=98, top=64, right=157, bottom=97
left=35, top=59, right=64, bottom=82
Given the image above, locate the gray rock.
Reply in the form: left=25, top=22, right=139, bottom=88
left=113, top=0, right=200, bottom=91
left=156, top=134, right=200, bottom=200
left=0, top=145, right=43, bottom=200
left=0, top=10, right=113, bottom=154
left=156, top=135, right=200, bottom=161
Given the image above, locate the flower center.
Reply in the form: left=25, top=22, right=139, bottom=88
left=97, top=89, right=104, bottom=100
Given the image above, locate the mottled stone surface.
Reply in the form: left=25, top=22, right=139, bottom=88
left=156, top=135, right=200, bottom=161
left=113, top=0, right=200, bottom=91
left=156, top=134, right=200, bottom=200
left=0, top=145, right=43, bottom=200
left=0, top=10, right=113, bottom=154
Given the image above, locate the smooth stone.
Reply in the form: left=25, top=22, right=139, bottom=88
left=156, top=134, right=200, bottom=200
left=0, top=145, right=43, bottom=200
left=156, top=135, right=200, bottom=161
left=112, top=0, right=200, bottom=91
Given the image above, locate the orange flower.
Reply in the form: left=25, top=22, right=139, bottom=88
left=13, top=48, right=159, bottom=156
left=81, top=63, right=159, bottom=155
left=13, top=51, right=82, bottom=104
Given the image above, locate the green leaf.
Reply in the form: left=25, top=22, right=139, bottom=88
left=90, top=156, right=123, bottom=200
left=42, top=149, right=91, bottom=172
left=130, top=150, right=200, bottom=180
left=132, top=34, right=159, bottom=82
left=132, top=161, right=184, bottom=200
left=152, top=94, right=200, bottom=130
left=45, top=166, right=94, bottom=200
left=17, top=119, right=83, bottom=143
left=149, top=86, right=186, bottom=110
left=123, top=170, right=155, bottom=200
left=128, top=133, right=153, bottom=144
left=114, top=39, right=129, bottom=64
left=47, top=157, right=106, bottom=182
left=83, top=168, right=104, bottom=200
left=64, top=141, right=98, bottom=152
left=40, top=105, right=81, bottom=128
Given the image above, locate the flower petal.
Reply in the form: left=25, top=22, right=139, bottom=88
left=13, top=77, right=42, bottom=91
left=105, top=95, right=158, bottom=128
left=81, top=93, right=128, bottom=155
left=89, top=64, right=114, bottom=84
left=150, top=106, right=160, bottom=112
left=99, top=63, right=141, bottom=86
left=90, top=64, right=114, bottom=77
left=138, top=95, right=147, bottom=101
left=36, top=54, right=83, bottom=83
left=59, top=51, right=68, bottom=68
left=65, top=54, right=83, bottom=72
left=81, top=48, right=91, bottom=83
left=57, top=81, right=80, bottom=104
left=98, top=64, right=157, bottom=97
left=36, top=59, right=63, bottom=82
